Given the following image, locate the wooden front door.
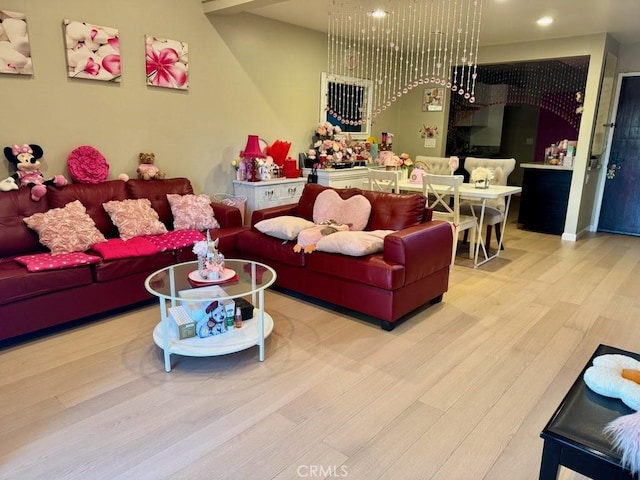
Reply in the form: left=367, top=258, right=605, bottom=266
left=598, top=75, right=640, bottom=235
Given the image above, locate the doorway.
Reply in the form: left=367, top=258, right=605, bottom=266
left=598, top=74, right=640, bottom=235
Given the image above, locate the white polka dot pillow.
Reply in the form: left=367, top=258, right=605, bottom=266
left=103, top=198, right=168, bottom=241
left=15, top=252, right=102, bottom=272
left=23, top=200, right=107, bottom=254
left=167, top=194, right=220, bottom=231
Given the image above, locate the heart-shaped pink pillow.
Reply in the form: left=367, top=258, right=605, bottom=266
left=312, top=189, right=372, bottom=231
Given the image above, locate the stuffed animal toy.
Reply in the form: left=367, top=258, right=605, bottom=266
left=584, top=354, right=640, bottom=475
left=2, top=143, right=67, bottom=201
left=137, top=152, right=165, bottom=180
left=293, top=220, right=350, bottom=253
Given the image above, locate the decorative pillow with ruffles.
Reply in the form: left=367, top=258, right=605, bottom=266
left=23, top=200, right=107, bottom=254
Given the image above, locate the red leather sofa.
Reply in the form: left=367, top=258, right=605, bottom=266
left=0, top=178, right=247, bottom=342
left=237, top=183, right=453, bottom=330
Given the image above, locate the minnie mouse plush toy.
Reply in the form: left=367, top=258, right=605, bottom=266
left=1, top=143, right=67, bottom=201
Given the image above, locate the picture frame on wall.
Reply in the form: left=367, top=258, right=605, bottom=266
left=0, top=10, right=34, bottom=75
left=145, top=35, right=188, bottom=90
left=423, top=87, right=444, bottom=111
left=63, top=19, right=121, bottom=82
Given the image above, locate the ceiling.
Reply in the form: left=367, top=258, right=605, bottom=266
left=205, top=0, right=640, bottom=46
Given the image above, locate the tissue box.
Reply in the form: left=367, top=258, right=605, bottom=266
left=235, top=297, right=254, bottom=320
left=169, top=305, right=196, bottom=339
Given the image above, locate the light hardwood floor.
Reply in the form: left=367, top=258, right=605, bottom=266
left=2, top=211, right=640, bottom=480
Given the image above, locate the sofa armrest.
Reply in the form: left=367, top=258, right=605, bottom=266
left=384, top=220, right=453, bottom=283
left=211, top=202, right=243, bottom=228
left=250, top=203, right=298, bottom=227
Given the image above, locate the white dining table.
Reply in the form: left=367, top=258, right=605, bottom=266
left=398, top=179, right=522, bottom=268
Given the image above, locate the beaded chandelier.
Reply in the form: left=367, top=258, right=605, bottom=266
left=327, top=0, right=483, bottom=125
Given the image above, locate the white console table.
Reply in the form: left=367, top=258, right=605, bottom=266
left=301, top=167, right=370, bottom=189
left=233, top=178, right=306, bottom=225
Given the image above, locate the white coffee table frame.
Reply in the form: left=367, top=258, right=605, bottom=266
left=145, top=259, right=277, bottom=372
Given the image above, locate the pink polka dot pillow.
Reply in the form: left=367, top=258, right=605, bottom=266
left=23, top=200, right=107, bottom=254
left=15, top=252, right=102, bottom=272
left=103, top=198, right=168, bottom=241
left=167, top=194, right=220, bottom=231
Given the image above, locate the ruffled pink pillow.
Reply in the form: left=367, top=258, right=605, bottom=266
left=23, top=200, right=107, bottom=254
left=167, top=194, right=220, bottom=231
left=67, top=145, right=109, bottom=184
left=103, top=198, right=168, bottom=240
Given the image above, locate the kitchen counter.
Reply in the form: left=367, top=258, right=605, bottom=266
left=521, top=162, right=573, bottom=171
left=518, top=164, right=573, bottom=235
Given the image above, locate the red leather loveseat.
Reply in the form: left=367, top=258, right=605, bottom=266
left=237, top=183, right=453, bottom=330
left=0, top=178, right=247, bottom=342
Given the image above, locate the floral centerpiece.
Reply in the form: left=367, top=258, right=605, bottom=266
left=310, top=122, right=371, bottom=167
left=192, top=231, right=225, bottom=279
left=470, top=166, right=494, bottom=189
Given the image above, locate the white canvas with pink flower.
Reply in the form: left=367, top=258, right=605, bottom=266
left=145, top=35, right=188, bottom=90
left=64, top=19, right=120, bottom=82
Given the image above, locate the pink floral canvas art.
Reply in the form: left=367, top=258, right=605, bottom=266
left=145, top=35, right=188, bottom=90
left=0, top=10, right=33, bottom=75
left=64, top=19, right=120, bottom=82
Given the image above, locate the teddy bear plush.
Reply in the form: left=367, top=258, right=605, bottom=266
left=137, top=152, right=165, bottom=180
left=1, top=143, right=67, bottom=201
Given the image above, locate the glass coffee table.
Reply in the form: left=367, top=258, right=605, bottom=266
left=145, top=259, right=276, bottom=372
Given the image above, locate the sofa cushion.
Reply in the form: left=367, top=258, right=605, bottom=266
left=312, top=189, right=371, bottom=231
left=255, top=216, right=315, bottom=240
left=23, top=200, right=107, bottom=254
left=145, top=229, right=205, bottom=252
left=167, top=193, right=220, bottom=231
left=103, top=198, right=168, bottom=241
left=0, top=187, right=50, bottom=257
left=304, top=251, right=405, bottom=290
left=360, top=190, right=427, bottom=230
left=316, top=230, right=395, bottom=256
left=14, top=252, right=102, bottom=272
left=92, top=251, right=175, bottom=283
left=47, top=180, right=128, bottom=238
left=237, top=229, right=306, bottom=267
left=90, top=237, right=161, bottom=260
left=126, top=178, right=194, bottom=228
left=0, top=258, right=94, bottom=306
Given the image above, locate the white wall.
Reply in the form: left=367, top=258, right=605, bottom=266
left=0, top=0, right=324, bottom=197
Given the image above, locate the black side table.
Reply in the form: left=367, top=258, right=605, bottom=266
left=539, top=344, right=638, bottom=480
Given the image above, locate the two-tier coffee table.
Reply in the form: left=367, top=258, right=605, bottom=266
left=145, top=259, right=276, bottom=372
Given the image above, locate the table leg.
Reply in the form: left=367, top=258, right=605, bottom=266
left=473, top=199, right=488, bottom=268
left=538, top=440, right=561, bottom=480
left=160, top=298, right=172, bottom=372
left=258, top=289, right=265, bottom=361
left=494, top=194, right=513, bottom=254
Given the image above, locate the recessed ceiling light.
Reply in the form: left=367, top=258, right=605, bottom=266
left=369, top=9, right=388, bottom=19
left=537, top=16, right=553, bottom=26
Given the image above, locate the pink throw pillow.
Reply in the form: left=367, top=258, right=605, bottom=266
left=103, top=198, right=168, bottom=241
left=167, top=194, right=220, bottom=231
left=15, top=251, right=102, bottom=272
left=23, top=200, right=107, bottom=254
left=312, top=189, right=372, bottom=231
left=145, top=229, right=205, bottom=251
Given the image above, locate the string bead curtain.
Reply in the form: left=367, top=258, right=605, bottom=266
left=327, top=0, right=483, bottom=125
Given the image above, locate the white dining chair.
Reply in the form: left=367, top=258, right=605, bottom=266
left=368, top=168, right=399, bottom=193
left=460, top=157, right=516, bottom=251
left=422, top=173, right=478, bottom=265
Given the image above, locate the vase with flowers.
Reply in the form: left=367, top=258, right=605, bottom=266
left=470, top=167, right=494, bottom=189
left=398, top=153, right=413, bottom=180
left=192, top=231, right=225, bottom=280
